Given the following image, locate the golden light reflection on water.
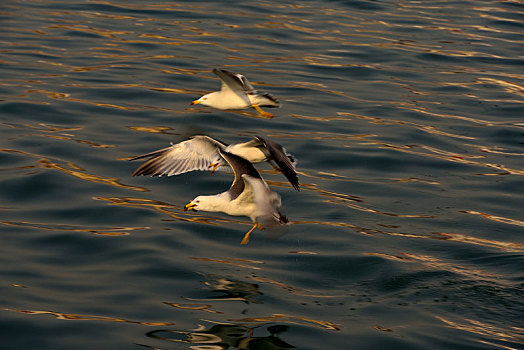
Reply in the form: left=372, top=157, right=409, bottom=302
left=476, top=78, right=524, bottom=99
left=319, top=193, right=434, bottom=219
left=0, top=122, right=113, bottom=147
left=436, top=316, right=524, bottom=346
left=293, top=219, right=524, bottom=254
left=248, top=275, right=343, bottom=298
left=0, top=220, right=147, bottom=236
left=230, top=314, right=340, bottom=331
left=462, top=210, right=524, bottom=227
left=366, top=252, right=505, bottom=284
left=126, top=125, right=177, bottom=135
left=378, top=143, right=524, bottom=176
left=432, top=232, right=524, bottom=253
left=164, top=302, right=223, bottom=315
left=35, top=133, right=116, bottom=148
left=3, top=308, right=172, bottom=326
left=267, top=176, right=435, bottom=219
left=338, top=112, right=476, bottom=140
left=296, top=125, right=522, bottom=176
left=26, top=88, right=138, bottom=111
left=1, top=149, right=147, bottom=191
left=190, top=257, right=263, bottom=270
left=288, top=250, right=318, bottom=255
left=476, top=146, right=524, bottom=157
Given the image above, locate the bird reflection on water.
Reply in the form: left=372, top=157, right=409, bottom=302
left=201, top=275, right=263, bottom=304
left=146, top=323, right=295, bottom=350
left=146, top=274, right=336, bottom=348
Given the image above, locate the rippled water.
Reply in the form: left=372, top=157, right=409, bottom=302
left=1, top=1, right=523, bottom=349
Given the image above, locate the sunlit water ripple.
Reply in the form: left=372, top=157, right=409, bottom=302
left=1, top=1, right=523, bottom=349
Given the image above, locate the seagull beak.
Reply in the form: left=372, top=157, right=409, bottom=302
left=184, top=203, right=197, bottom=211
left=190, top=99, right=200, bottom=105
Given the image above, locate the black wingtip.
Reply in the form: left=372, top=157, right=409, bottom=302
left=287, top=173, right=300, bottom=191
left=254, top=135, right=299, bottom=191
left=282, top=166, right=300, bottom=191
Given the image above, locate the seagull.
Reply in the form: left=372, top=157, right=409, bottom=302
left=183, top=148, right=288, bottom=244
left=130, top=135, right=300, bottom=191
left=190, top=69, right=280, bottom=118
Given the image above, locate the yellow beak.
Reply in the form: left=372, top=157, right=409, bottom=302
left=184, top=203, right=197, bottom=211
left=190, top=100, right=200, bottom=105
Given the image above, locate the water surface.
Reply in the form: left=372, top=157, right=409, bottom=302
left=1, top=1, right=523, bottom=349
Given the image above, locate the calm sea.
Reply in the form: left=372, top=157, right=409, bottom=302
left=1, top=1, right=523, bottom=349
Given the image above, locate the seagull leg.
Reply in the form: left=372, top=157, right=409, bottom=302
left=241, top=223, right=260, bottom=245
left=252, top=105, right=274, bottom=119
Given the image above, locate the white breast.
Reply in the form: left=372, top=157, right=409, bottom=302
left=204, top=91, right=251, bottom=110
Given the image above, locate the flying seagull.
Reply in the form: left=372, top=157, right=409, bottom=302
left=191, top=69, right=280, bottom=118
left=130, top=135, right=299, bottom=191
left=184, top=148, right=288, bottom=244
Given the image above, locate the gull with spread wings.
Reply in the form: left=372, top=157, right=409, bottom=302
left=130, top=135, right=299, bottom=191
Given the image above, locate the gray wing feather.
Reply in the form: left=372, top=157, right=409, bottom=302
left=242, top=174, right=288, bottom=227
left=214, top=69, right=279, bottom=107
left=213, top=68, right=256, bottom=94
left=131, top=135, right=227, bottom=177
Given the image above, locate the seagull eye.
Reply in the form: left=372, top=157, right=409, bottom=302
left=196, top=200, right=200, bottom=203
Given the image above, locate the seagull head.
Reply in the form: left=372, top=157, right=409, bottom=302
left=184, top=197, right=200, bottom=211
left=190, top=94, right=210, bottom=106
left=184, top=194, right=227, bottom=213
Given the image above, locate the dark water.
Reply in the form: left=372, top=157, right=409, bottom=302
left=1, top=1, right=523, bottom=349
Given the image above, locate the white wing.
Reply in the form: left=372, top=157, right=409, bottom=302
left=131, top=135, right=228, bottom=176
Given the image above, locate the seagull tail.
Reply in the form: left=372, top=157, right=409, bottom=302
left=258, top=93, right=280, bottom=108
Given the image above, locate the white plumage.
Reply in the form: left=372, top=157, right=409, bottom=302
left=183, top=149, right=288, bottom=244
left=191, top=69, right=280, bottom=117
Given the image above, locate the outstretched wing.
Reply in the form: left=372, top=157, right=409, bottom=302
left=255, top=136, right=300, bottom=191
left=130, top=135, right=227, bottom=176
left=213, top=68, right=257, bottom=94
